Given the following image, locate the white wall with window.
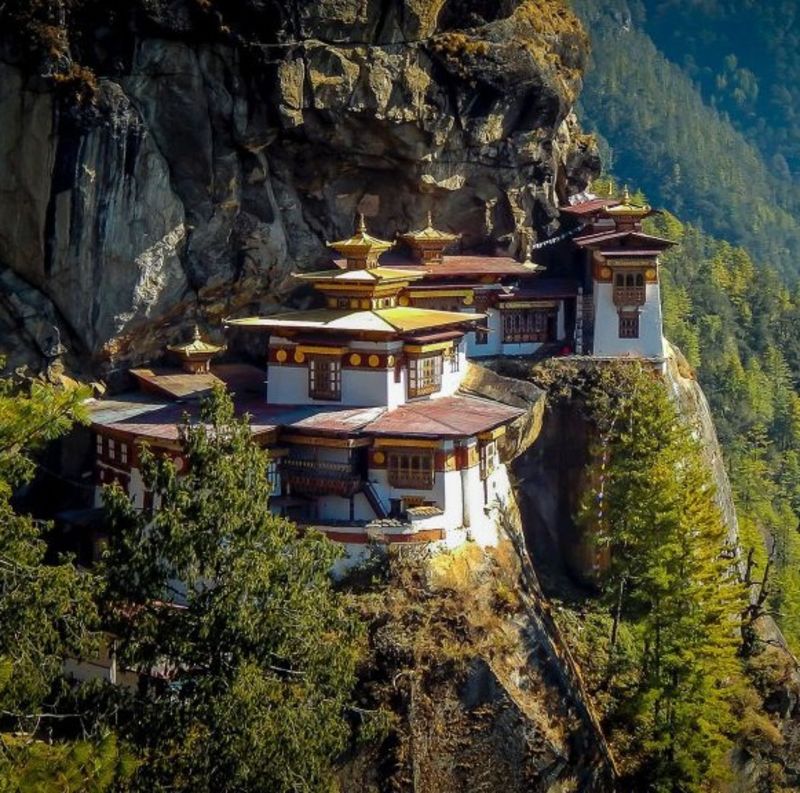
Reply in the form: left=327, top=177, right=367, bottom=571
left=465, top=304, right=568, bottom=359
left=592, top=280, right=666, bottom=362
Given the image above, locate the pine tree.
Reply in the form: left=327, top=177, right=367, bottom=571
left=98, top=385, right=362, bottom=792
left=579, top=363, right=745, bottom=790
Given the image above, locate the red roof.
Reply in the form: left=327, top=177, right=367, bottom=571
left=91, top=393, right=523, bottom=444
left=575, top=230, right=674, bottom=251
left=332, top=253, right=543, bottom=279
left=364, top=395, right=523, bottom=438
left=560, top=198, right=620, bottom=215
left=130, top=364, right=265, bottom=401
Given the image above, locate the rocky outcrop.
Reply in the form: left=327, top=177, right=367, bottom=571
left=0, top=0, right=598, bottom=375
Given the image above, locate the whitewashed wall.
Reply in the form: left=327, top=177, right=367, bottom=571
left=592, top=282, right=666, bottom=360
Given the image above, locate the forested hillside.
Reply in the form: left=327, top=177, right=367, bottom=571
left=571, top=0, right=800, bottom=279
left=648, top=202, right=800, bottom=652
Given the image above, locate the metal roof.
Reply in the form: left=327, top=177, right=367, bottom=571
left=575, top=230, right=674, bottom=250
left=364, top=395, right=524, bottom=438
left=130, top=364, right=265, bottom=400
left=90, top=390, right=522, bottom=443
left=225, top=306, right=482, bottom=335
left=559, top=198, right=620, bottom=215
left=378, top=253, right=544, bottom=277
left=293, top=266, right=424, bottom=283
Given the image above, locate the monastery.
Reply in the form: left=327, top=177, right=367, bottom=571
left=86, top=190, right=674, bottom=569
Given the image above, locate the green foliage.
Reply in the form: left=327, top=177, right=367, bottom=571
left=545, top=362, right=747, bottom=790
left=645, top=209, right=800, bottom=653
left=572, top=0, right=800, bottom=278
left=0, top=733, right=136, bottom=793
left=0, top=362, right=127, bottom=790
left=98, top=385, right=362, bottom=792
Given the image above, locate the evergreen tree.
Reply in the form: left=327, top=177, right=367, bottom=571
left=97, top=386, right=362, bottom=792
left=0, top=363, right=132, bottom=790
left=578, top=364, right=744, bottom=790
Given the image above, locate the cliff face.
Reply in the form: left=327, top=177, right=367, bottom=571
left=0, top=0, right=597, bottom=375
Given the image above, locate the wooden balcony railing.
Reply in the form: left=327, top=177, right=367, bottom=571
left=387, top=470, right=435, bottom=490
left=612, top=286, right=646, bottom=307
left=282, top=458, right=362, bottom=496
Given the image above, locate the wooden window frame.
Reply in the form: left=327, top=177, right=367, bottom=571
left=501, top=309, right=554, bottom=344
left=618, top=311, right=640, bottom=339
left=613, top=271, right=646, bottom=306
left=308, top=356, right=342, bottom=401
left=387, top=450, right=434, bottom=490
left=408, top=353, right=443, bottom=398
left=479, top=440, right=499, bottom=481
left=120, top=442, right=128, bottom=465
left=449, top=342, right=460, bottom=373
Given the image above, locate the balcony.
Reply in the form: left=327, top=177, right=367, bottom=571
left=387, top=470, right=435, bottom=490
left=612, top=285, right=646, bottom=307
left=282, top=458, right=362, bottom=497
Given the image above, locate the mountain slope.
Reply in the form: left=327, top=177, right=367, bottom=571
left=572, top=0, right=800, bottom=279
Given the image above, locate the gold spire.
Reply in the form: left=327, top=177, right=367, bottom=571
left=167, top=325, right=226, bottom=373
left=606, top=185, right=651, bottom=219
left=327, top=215, right=394, bottom=270
left=399, top=211, right=460, bottom=265
left=521, top=238, right=545, bottom=271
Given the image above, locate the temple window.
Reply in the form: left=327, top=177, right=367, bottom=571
left=120, top=443, right=128, bottom=465
left=479, top=440, right=499, bottom=481
left=501, top=309, right=553, bottom=343
left=613, top=271, right=646, bottom=306
left=108, top=438, right=116, bottom=460
left=408, top=353, right=443, bottom=398
left=96, top=434, right=103, bottom=456
left=475, top=329, right=488, bottom=346
left=619, top=311, right=640, bottom=339
left=308, top=356, right=342, bottom=401
left=387, top=450, right=434, bottom=490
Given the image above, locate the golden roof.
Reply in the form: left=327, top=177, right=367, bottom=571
left=605, top=186, right=652, bottom=218
left=167, top=325, right=226, bottom=358
left=400, top=211, right=460, bottom=244
left=327, top=214, right=394, bottom=258
left=293, top=266, right=425, bottom=284
left=225, top=306, right=483, bottom=335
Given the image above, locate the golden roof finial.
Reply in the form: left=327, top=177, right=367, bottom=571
left=426, top=210, right=433, bottom=229
left=192, top=323, right=202, bottom=342
left=357, top=213, right=366, bottom=233
left=623, top=185, right=631, bottom=203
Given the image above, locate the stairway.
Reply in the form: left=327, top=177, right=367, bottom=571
left=362, top=480, right=389, bottom=519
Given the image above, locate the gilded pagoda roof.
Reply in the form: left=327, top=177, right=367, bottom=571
left=604, top=187, right=652, bottom=218
left=166, top=325, right=225, bottom=357
left=225, top=306, right=483, bottom=336
left=293, top=266, right=425, bottom=284
left=399, top=212, right=460, bottom=244
left=327, top=214, right=394, bottom=257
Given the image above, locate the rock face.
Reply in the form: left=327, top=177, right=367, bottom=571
left=0, top=0, right=597, bottom=375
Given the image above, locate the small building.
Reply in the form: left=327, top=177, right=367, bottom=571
left=562, top=188, right=675, bottom=366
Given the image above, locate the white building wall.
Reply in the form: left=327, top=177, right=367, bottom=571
left=465, top=305, right=568, bottom=360
left=592, top=282, right=666, bottom=360
left=466, top=309, right=503, bottom=358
